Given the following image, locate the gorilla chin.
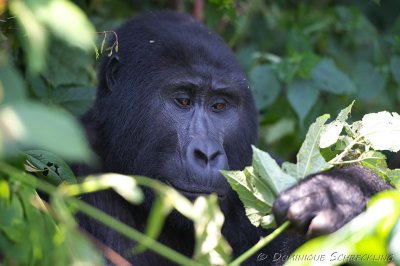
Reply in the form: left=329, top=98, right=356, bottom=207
left=162, top=176, right=230, bottom=200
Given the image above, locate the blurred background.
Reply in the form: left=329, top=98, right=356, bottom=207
left=1, top=0, right=400, bottom=162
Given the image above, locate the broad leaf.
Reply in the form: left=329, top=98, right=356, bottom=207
left=353, top=62, right=387, bottom=99
left=297, top=114, right=330, bottom=177
left=249, top=65, right=281, bottom=110
left=287, top=79, right=319, bottom=124
left=24, top=149, right=76, bottom=185
left=0, top=62, right=27, bottom=103
left=320, top=101, right=354, bottom=148
left=312, top=58, right=356, bottom=94
left=252, top=146, right=297, bottom=196
left=0, top=101, right=93, bottom=161
left=222, top=167, right=274, bottom=227
left=9, top=0, right=47, bottom=72
left=360, top=111, right=400, bottom=152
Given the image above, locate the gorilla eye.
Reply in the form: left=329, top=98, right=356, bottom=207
left=212, top=102, right=226, bottom=111
left=175, top=98, right=191, bottom=108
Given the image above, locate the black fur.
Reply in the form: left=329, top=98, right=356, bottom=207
left=75, top=11, right=391, bottom=265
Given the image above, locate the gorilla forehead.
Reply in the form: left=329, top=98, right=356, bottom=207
left=114, top=11, right=245, bottom=81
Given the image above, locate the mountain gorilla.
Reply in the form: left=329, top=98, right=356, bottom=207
left=76, top=11, right=392, bottom=265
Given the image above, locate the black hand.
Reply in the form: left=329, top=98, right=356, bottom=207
left=272, top=165, right=392, bottom=238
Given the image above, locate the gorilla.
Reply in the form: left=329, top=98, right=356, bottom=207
left=75, top=11, right=392, bottom=265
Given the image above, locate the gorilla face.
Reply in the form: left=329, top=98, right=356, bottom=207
left=91, top=11, right=258, bottom=202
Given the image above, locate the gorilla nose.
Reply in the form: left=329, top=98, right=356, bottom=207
left=187, top=139, right=228, bottom=171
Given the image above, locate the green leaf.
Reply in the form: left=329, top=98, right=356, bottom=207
left=390, top=56, right=400, bottom=86
left=286, top=79, right=319, bottom=124
left=0, top=62, right=27, bottom=104
left=296, top=114, right=331, bottom=178
left=353, top=62, right=387, bottom=99
left=221, top=167, right=274, bottom=227
left=264, top=118, right=295, bottom=144
left=312, top=58, right=356, bottom=94
left=43, top=40, right=94, bottom=88
left=9, top=0, right=48, bottom=72
left=24, top=150, right=77, bottom=185
left=252, top=146, right=297, bottom=195
left=320, top=101, right=354, bottom=148
left=192, top=195, right=232, bottom=266
left=359, top=111, right=400, bottom=152
left=63, top=226, right=104, bottom=266
left=386, top=169, right=400, bottom=189
left=389, top=220, right=400, bottom=265
left=135, top=196, right=172, bottom=254
left=30, top=0, right=95, bottom=51
left=281, top=162, right=297, bottom=178
left=51, top=87, right=96, bottom=116
left=65, top=174, right=144, bottom=204
left=0, top=101, right=93, bottom=161
left=249, top=65, right=281, bottom=110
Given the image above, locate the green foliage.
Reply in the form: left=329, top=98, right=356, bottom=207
left=224, top=101, right=400, bottom=230
left=0, top=101, right=93, bottom=161
left=25, top=150, right=77, bottom=185
left=9, top=0, right=94, bottom=72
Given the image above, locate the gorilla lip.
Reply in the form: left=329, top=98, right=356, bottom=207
left=163, top=179, right=226, bottom=199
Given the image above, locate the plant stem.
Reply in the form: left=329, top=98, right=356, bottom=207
left=68, top=197, right=203, bottom=266
left=0, top=162, right=203, bottom=266
left=229, top=221, right=291, bottom=266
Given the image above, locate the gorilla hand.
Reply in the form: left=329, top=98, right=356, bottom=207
left=272, top=164, right=392, bottom=238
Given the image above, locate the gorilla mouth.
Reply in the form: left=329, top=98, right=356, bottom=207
left=163, top=179, right=227, bottom=200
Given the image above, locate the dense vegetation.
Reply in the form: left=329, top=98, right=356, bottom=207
left=0, top=0, right=399, bottom=265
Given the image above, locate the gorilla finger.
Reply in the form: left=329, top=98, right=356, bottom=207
left=286, top=197, right=321, bottom=233
left=306, top=207, right=352, bottom=239
left=272, top=193, right=292, bottom=225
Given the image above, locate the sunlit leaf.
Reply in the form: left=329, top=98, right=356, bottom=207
left=388, top=220, right=400, bottom=265
left=62, top=174, right=143, bottom=204
left=252, top=146, right=297, bottom=195
left=320, top=101, right=354, bottom=149
left=296, top=114, right=330, bottom=177
left=0, top=101, right=93, bottom=161
left=9, top=0, right=47, bottom=72
left=192, top=195, right=232, bottom=266
left=360, top=111, right=400, bottom=152
left=27, top=0, right=95, bottom=51
left=222, top=167, right=274, bottom=227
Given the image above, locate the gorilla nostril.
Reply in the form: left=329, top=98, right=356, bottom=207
left=194, top=149, right=209, bottom=166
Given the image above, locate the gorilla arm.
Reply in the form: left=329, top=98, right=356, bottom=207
left=272, top=164, right=392, bottom=238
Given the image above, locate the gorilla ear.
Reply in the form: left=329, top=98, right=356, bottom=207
left=105, top=55, right=120, bottom=92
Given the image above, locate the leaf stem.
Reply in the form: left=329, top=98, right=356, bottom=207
left=228, top=221, right=290, bottom=266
